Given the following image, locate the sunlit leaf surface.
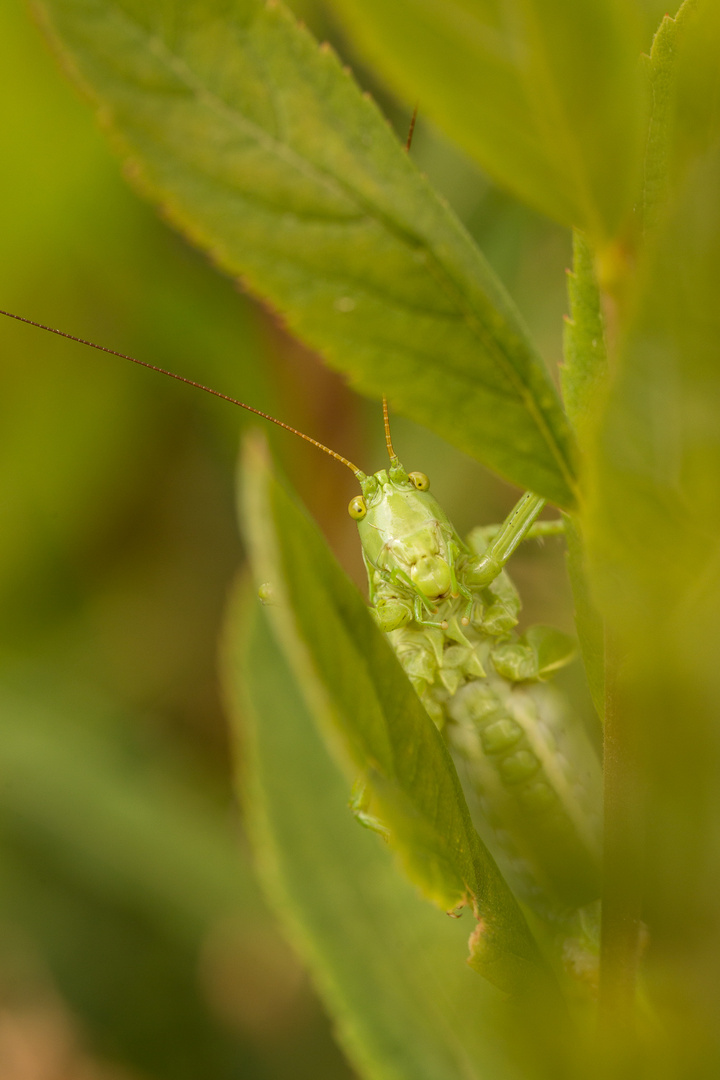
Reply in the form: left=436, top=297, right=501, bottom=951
left=32, top=0, right=577, bottom=505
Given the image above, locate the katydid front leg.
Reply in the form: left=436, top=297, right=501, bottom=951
left=466, top=492, right=563, bottom=588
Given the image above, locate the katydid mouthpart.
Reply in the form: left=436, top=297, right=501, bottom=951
left=1, top=306, right=601, bottom=920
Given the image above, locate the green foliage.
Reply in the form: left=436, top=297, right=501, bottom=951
left=239, top=435, right=552, bottom=996
left=5, top=0, right=720, bottom=1076
left=561, top=230, right=607, bottom=718
left=585, top=8, right=720, bottom=1064
left=229, top=590, right=520, bottom=1080
left=329, top=0, right=644, bottom=238
left=31, top=0, right=577, bottom=507
left=639, top=0, right=697, bottom=232
left=561, top=229, right=608, bottom=438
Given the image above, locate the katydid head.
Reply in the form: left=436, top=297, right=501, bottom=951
left=346, top=397, right=431, bottom=520
left=349, top=401, right=461, bottom=611
left=353, top=461, right=454, bottom=593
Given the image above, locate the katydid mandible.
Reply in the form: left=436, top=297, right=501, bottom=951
left=0, top=307, right=601, bottom=916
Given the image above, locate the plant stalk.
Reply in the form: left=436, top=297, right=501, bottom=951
left=598, top=628, right=643, bottom=1051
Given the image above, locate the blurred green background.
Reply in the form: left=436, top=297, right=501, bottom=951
left=0, top=2, right=586, bottom=1075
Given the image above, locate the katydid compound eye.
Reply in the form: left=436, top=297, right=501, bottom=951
left=409, top=471, right=430, bottom=491
left=348, top=495, right=367, bottom=520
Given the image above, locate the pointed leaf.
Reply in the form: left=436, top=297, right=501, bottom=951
left=640, top=0, right=698, bottom=233
left=33, top=0, right=577, bottom=505
left=240, top=434, right=557, bottom=996
left=561, top=229, right=608, bottom=438
left=225, top=594, right=526, bottom=1080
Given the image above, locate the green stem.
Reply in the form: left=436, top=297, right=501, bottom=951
left=598, top=628, right=643, bottom=1047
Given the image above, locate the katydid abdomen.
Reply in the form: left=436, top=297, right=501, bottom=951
left=387, top=588, right=602, bottom=911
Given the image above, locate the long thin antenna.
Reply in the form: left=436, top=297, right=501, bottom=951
left=0, top=308, right=362, bottom=476
left=382, top=397, right=397, bottom=461
left=377, top=106, right=418, bottom=461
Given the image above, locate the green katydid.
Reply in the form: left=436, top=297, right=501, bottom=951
left=347, top=401, right=602, bottom=914
left=0, top=307, right=601, bottom=919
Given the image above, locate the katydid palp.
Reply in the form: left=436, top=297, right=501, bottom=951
left=0, top=307, right=602, bottom=921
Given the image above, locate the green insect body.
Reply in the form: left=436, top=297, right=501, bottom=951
left=352, top=455, right=602, bottom=913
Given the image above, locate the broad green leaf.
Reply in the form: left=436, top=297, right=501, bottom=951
left=239, top=434, right=557, bottom=998
left=32, top=0, right=577, bottom=507
left=561, top=230, right=608, bottom=438
left=586, top=111, right=720, bottom=1065
left=589, top=3, right=720, bottom=623
left=226, top=595, right=524, bottom=1080
left=329, top=0, right=643, bottom=240
left=663, top=0, right=719, bottom=181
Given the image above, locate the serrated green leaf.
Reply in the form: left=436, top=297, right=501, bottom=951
left=329, top=0, right=643, bottom=240
left=561, top=229, right=608, bottom=438
left=239, top=433, right=557, bottom=997
left=226, top=594, right=524, bottom=1080
left=640, top=1, right=698, bottom=233
left=32, top=0, right=577, bottom=506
